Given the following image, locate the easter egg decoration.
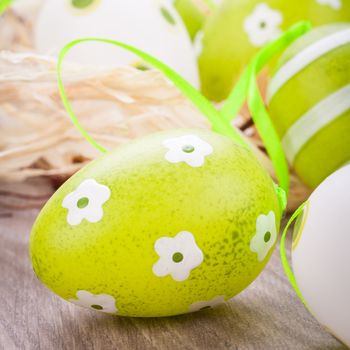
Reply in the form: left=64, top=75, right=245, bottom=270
left=30, top=128, right=281, bottom=317
left=30, top=23, right=310, bottom=317
left=34, top=0, right=199, bottom=86
left=281, top=164, right=350, bottom=347
left=197, top=0, right=350, bottom=101
left=267, top=23, right=350, bottom=189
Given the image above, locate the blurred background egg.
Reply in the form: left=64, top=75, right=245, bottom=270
left=197, top=0, right=350, bottom=101
left=268, top=23, right=350, bottom=188
left=34, top=0, right=199, bottom=86
left=174, top=0, right=208, bottom=40
left=30, top=129, right=282, bottom=317
left=291, top=163, right=350, bottom=347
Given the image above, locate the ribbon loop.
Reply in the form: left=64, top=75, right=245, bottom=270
left=57, top=38, right=246, bottom=153
left=280, top=202, right=307, bottom=305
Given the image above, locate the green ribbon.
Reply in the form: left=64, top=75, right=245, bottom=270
left=220, top=22, right=312, bottom=193
left=280, top=202, right=307, bottom=305
left=0, top=0, right=13, bottom=15
left=57, top=38, right=246, bottom=154
left=57, top=21, right=312, bottom=195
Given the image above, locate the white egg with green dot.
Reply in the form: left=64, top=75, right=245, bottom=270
left=290, top=164, right=350, bottom=347
left=34, top=0, right=199, bottom=86
left=268, top=23, right=350, bottom=188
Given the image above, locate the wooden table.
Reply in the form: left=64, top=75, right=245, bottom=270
left=0, top=181, right=346, bottom=350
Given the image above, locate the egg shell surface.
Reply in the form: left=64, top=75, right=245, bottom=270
left=292, top=163, right=350, bottom=347
left=30, top=129, right=281, bottom=317
left=174, top=0, right=206, bottom=40
left=268, top=23, right=350, bottom=188
left=34, top=0, right=199, bottom=86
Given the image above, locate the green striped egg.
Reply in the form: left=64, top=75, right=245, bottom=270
left=197, top=0, right=350, bottom=101
left=268, top=23, right=350, bottom=189
left=30, top=129, right=282, bottom=317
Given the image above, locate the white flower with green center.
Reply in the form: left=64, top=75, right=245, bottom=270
left=188, top=295, right=226, bottom=313
left=250, top=211, right=277, bottom=261
left=69, top=290, right=118, bottom=314
left=316, top=0, right=342, bottom=10
left=62, top=179, right=111, bottom=226
left=153, top=231, right=204, bottom=282
left=163, top=135, right=213, bottom=167
left=243, top=3, right=283, bottom=47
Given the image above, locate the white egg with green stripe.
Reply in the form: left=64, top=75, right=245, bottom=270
left=268, top=23, right=350, bottom=188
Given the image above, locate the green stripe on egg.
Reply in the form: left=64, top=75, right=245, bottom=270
left=268, top=23, right=350, bottom=188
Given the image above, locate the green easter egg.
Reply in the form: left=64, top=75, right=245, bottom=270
left=197, top=0, right=350, bottom=101
left=268, top=23, right=350, bottom=188
left=174, top=0, right=207, bottom=40
left=30, top=129, right=281, bottom=317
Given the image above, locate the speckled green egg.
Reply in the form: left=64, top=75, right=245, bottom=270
left=197, top=0, right=350, bottom=101
left=268, top=23, right=350, bottom=188
left=30, top=129, right=281, bottom=317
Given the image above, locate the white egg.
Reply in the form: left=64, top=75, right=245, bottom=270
left=292, top=163, right=350, bottom=347
left=34, top=0, right=199, bottom=86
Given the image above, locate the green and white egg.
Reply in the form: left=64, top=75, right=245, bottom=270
left=197, top=0, right=350, bottom=101
left=30, top=129, right=282, bottom=317
left=34, top=0, right=199, bottom=86
left=291, top=163, right=350, bottom=347
left=268, top=23, right=350, bottom=188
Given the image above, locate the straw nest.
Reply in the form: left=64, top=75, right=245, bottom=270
left=0, top=2, right=311, bottom=211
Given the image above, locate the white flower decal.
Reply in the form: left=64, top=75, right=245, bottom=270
left=62, top=179, right=111, bottom=226
left=163, top=135, right=213, bottom=168
left=250, top=211, right=277, bottom=261
left=316, top=0, right=341, bottom=10
left=153, top=231, right=204, bottom=282
left=243, top=3, right=283, bottom=47
left=69, top=290, right=118, bottom=314
left=188, top=295, right=226, bottom=313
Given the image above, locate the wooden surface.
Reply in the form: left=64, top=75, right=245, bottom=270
left=0, top=182, right=346, bottom=350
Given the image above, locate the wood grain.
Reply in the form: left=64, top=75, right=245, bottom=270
left=0, top=183, right=346, bottom=350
